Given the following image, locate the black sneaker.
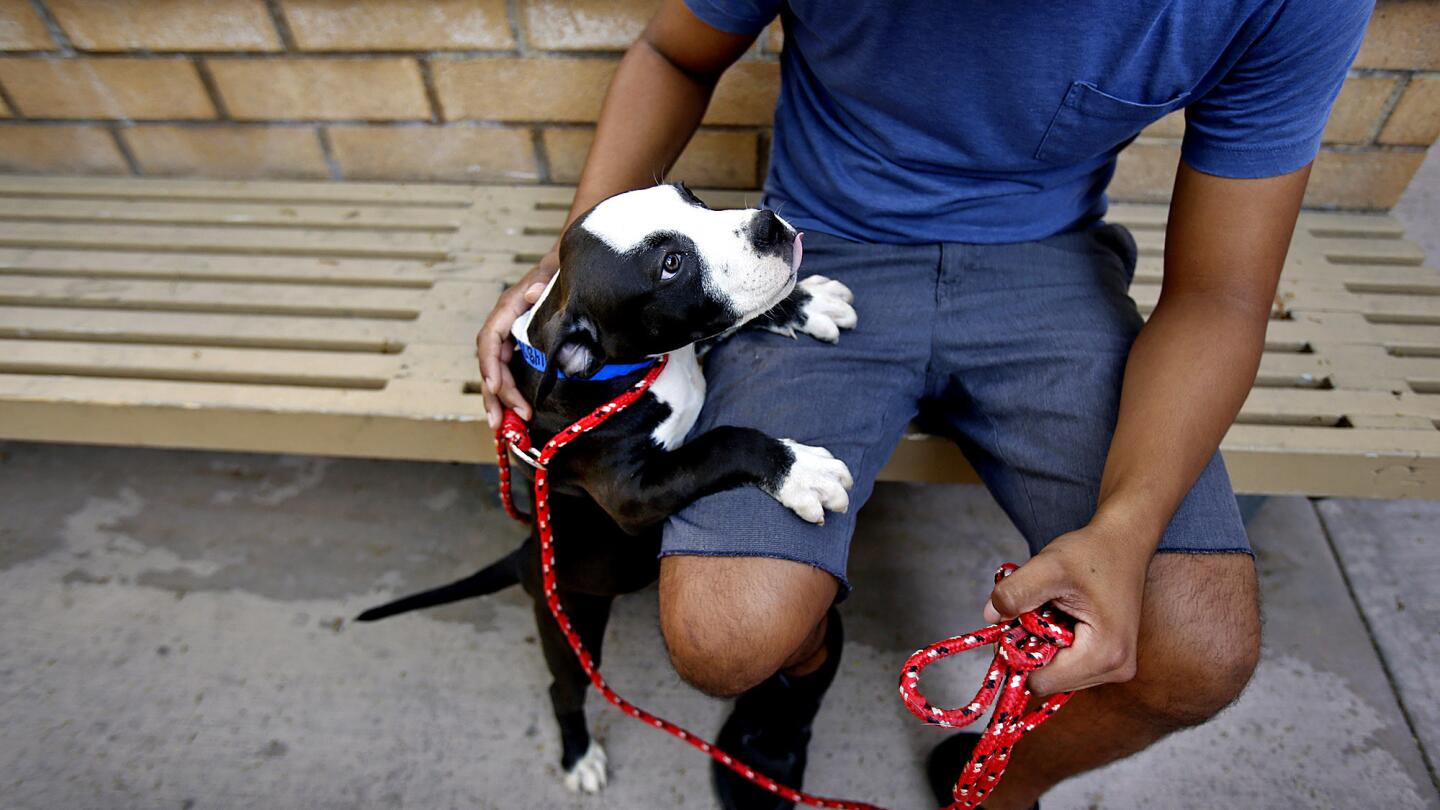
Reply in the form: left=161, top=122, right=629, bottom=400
left=712, top=608, right=844, bottom=810
left=927, top=732, right=1039, bottom=810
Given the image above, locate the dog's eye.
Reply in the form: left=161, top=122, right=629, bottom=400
left=660, top=252, right=684, bottom=281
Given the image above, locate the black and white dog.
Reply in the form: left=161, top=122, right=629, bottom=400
left=357, top=183, right=856, bottom=792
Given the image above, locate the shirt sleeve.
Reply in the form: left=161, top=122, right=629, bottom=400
left=682, top=0, right=781, bottom=35
left=1181, top=0, right=1374, bottom=179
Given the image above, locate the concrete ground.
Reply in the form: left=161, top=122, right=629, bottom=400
left=3, top=147, right=1439, bottom=810
left=0, top=442, right=1436, bottom=810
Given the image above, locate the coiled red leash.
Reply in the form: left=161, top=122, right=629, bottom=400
left=494, top=355, right=1073, bottom=809
left=898, top=565, right=1075, bottom=808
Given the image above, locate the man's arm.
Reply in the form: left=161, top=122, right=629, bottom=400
left=476, top=1, right=758, bottom=424
left=987, top=160, right=1311, bottom=694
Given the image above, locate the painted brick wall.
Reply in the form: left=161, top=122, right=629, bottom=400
left=0, top=0, right=1434, bottom=209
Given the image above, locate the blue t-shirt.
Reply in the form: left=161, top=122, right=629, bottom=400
left=685, top=0, right=1373, bottom=244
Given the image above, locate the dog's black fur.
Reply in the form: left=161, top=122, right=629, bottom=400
left=357, top=183, right=854, bottom=791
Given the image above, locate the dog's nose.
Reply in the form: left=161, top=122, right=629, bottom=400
left=747, top=209, right=784, bottom=249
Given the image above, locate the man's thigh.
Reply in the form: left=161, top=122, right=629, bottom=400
left=660, top=231, right=937, bottom=593
left=928, top=223, right=1251, bottom=556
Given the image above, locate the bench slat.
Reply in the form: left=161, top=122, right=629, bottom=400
left=0, top=175, right=477, bottom=206
left=0, top=339, right=399, bottom=389
left=0, top=199, right=463, bottom=231
left=0, top=276, right=429, bottom=318
left=0, top=305, right=408, bottom=352
left=0, top=248, right=442, bottom=287
left=0, top=222, right=451, bottom=260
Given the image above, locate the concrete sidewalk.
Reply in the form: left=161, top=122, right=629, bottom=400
left=0, top=441, right=1435, bottom=810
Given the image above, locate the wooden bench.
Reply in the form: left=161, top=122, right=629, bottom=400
left=0, top=175, right=1436, bottom=499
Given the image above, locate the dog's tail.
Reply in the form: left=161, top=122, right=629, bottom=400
left=355, top=547, right=522, bottom=622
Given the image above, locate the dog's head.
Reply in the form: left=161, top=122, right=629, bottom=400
left=520, top=183, right=802, bottom=381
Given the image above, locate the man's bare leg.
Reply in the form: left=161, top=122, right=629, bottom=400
left=659, top=555, right=837, bottom=697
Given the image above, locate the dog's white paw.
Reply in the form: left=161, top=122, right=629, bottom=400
left=795, top=275, right=857, bottom=343
left=769, top=440, right=854, bottom=524
left=563, top=741, right=608, bottom=793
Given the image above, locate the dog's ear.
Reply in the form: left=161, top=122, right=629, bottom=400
left=671, top=180, right=708, bottom=209
left=551, top=317, right=607, bottom=380
left=531, top=309, right=608, bottom=407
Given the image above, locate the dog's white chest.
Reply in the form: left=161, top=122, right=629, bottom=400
left=649, top=344, right=705, bottom=451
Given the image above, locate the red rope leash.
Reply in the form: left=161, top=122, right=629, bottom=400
left=494, top=355, right=1072, bottom=809
left=898, top=564, right=1075, bottom=808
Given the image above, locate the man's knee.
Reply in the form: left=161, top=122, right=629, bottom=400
left=658, top=555, right=837, bottom=698
left=1123, top=623, right=1259, bottom=730
left=1121, top=553, right=1261, bottom=730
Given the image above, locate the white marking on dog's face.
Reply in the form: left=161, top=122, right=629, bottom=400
left=562, top=740, right=607, bottom=793
left=579, top=184, right=798, bottom=321
left=648, top=344, right=704, bottom=450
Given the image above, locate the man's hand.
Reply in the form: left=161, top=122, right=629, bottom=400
left=476, top=251, right=557, bottom=425
left=984, top=520, right=1151, bottom=696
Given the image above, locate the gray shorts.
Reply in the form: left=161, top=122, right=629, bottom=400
left=661, top=224, right=1250, bottom=593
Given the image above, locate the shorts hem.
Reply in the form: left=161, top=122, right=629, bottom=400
left=1154, top=546, right=1254, bottom=558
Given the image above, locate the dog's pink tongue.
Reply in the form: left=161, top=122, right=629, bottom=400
left=791, top=232, right=804, bottom=273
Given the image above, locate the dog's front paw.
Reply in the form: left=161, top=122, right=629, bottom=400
left=769, top=440, right=854, bottom=524
left=794, top=275, right=857, bottom=343
left=563, top=741, right=608, bottom=793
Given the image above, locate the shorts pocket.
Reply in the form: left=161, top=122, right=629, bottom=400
left=1035, top=81, right=1188, bottom=164
left=1089, top=222, right=1138, bottom=287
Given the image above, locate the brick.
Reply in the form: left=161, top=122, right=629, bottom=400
left=48, top=0, right=279, bottom=52
left=0, top=58, right=215, bottom=119
left=540, top=128, right=593, bottom=182
left=1354, top=0, right=1440, bottom=70
left=282, top=0, right=513, bottom=51
left=434, top=57, right=617, bottom=122
left=1138, top=76, right=1400, bottom=144
left=670, top=129, right=760, bottom=188
left=543, top=127, right=758, bottom=188
left=1108, top=139, right=1181, bottom=203
left=763, top=21, right=783, bottom=53
left=1305, top=149, right=1426, bottom=209
left=0, top=0, right=53, bottom=50
left=0, top=124, right=128, bottom=173
left=1141, top=110, right=1185, bottom=139
left=704, top=61, right=780, bottom=125
left=1379, top=75, right=1440, bottom=146
left=328, top=126, right=538, bottom=182
left=124, top=125, right=330, bottom=179
left=208, top=58, right=429, bottom=121
left=523, top=0, right=657, bottom=50
left=1323, top=75, right=1399, bottom=144
left=1110, top=140, right=1425, bottom=209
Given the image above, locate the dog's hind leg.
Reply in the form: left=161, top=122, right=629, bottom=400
left=534, top=590, right=614, bottom=793
left=354, top=546, right=523, bottom=622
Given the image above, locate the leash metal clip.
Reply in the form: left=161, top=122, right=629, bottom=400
left=506, top=440, right=546, bottom=471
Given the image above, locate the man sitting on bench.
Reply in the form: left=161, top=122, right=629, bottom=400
left=475, top=1, right=1373, bottom=807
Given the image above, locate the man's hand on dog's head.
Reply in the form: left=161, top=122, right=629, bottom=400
left=477, top=251, right=558, bottom=425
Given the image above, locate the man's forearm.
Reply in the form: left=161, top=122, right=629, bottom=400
left=565, top=39, right=714, bottom=229
left=1091, top=163, right=1310, bottom=553
left=1093, top=291, right=1269, bottom=550
left=559, top=3, right=758, bottom=236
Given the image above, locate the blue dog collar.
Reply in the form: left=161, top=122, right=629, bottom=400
left=516, top=339, right=658, bottom=381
